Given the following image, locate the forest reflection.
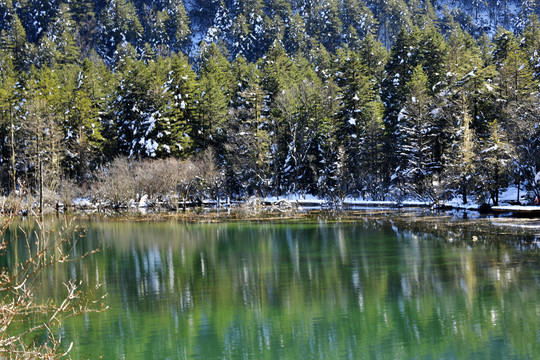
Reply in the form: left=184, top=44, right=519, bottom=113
left=4, top=213, right=540, bottom=359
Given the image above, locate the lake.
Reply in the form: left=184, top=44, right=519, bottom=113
left=3, top=210, right=540, bottom=359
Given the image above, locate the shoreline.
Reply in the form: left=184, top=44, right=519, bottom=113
left=3, top=195, right=540, bottom=218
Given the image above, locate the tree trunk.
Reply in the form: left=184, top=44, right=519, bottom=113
left=38, top=135, right=43, bottom=215
left=10, top=104, right=16, bottom=192
left=462, top=178, right=468, bottom=205
left=516, top=170, right=521, bottom=204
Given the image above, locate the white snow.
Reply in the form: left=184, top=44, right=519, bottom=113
left=72, top=197, right=92, bottom=207
left=492, top=205, right=540, bottom=213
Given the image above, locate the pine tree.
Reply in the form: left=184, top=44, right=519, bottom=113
left=97, top=0, right=143, bottom=64
left=373, top=0, right=413, bottom=47
left=418, top=25, right=447, bottom=94
left=494, top=24, right=539, bottom=202
left=284, top=13, right=310, bottom=55
left=113, top=57, right=174, bottom=158
left=339, top=0, right=377, bottom=39
left=259, top=42, right=298, bottom=194
left=58, top=60, right=107, bottom=183
left=477, top=119, right=515, bottom=206
left=382, top=27, right=422, bottom=187
left=395, top=65, right=436, bottom=198
left=495, top=30, right=535, bottom=104
left=2, top=10, right=27, bottom=69
left=229, top=0, right=267, bottom=61
left=165, top=52, right=197, bottom=158
left=521, top=14, right=540, bottom=80
left=335, top=48, right=384, bottom=197
left=165, top=0, right=191, bottom=51
left=311, top=0, right=342, bottom=52
left=39, top=3, right=80, bottom=67
left=445, top=22, right=481, bottom=79
left=225, top=56, right=270, bottom=196
left=357, top=33, right=388, bottom=85
left=195, top=43, right=231, bottom=154
left=0, top=51, right=18, bottom=191
left=21, top=66, right=65, bottom=208
left=142, top=7, right=172, bottom=56
left=17, top=0, right=57, bottom=44
left=71, top=0, right=97, bottom=57
left=443, top=93, right=477, bottom=204
left=268, top=0, right=292, bottom=19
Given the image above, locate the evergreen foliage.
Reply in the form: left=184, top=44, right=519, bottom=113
left=0, top=0, right=539, bottom=205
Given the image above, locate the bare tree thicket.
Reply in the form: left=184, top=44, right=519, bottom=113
left=93, top=148, right=224, bottom=209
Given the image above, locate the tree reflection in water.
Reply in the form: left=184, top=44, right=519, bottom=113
left=3, top=212, right=539, bottom=359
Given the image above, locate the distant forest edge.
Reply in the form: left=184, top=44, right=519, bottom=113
left=0, top=0, right=539, bottom=210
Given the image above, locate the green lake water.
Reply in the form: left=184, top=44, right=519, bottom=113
left=4, top=211, right=540, bottom=359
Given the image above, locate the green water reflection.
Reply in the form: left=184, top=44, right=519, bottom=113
left=5, top=212, right=540, bottom=359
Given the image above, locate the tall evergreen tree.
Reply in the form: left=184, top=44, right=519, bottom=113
left=21, top=66, right=65, bottom=204
left=195, top=43, right=231, bottom=154
left=311, top=0, right=342, bottom=52
left=225, top=56, right=270, bottom=196
left=0, top=51, right=18, bottom=191
left=1, top=9, right=27, bottom=69
left=97, top=0, right=143, bottom=64
left=165, top=52, right=198, bottom=158
left=477, top=119, right=515, bottom=206
left=394, top=65, right=436, bottom=198
left=71, top=0, right=98, bottom=57
left=113, top=57, right=175, bottom=158
left=335, top=48, right=384, bottom=197
left=165, top=0, right=191, bottom=51
left=443, top=93, right=477, bottom=204
left=259, top=42, right=298, bottom=194
left=39, top=3, right=80, bottom=67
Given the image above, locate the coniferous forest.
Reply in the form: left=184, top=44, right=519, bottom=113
left=0, top=0, right=539, bottom=208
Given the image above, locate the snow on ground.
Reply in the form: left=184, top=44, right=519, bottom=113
left=492, top=205, right=540, bottom=212
left=438, top=197, right=480, bottom=210
left=263, top=194, right=326, bottom=204
left=263, top=195, right=432, bottom=207
left=72, top=197, right=92, bottom=207
left=499, top=186, right=528, bottom=203
left=442, top=186, right=532, bottom=210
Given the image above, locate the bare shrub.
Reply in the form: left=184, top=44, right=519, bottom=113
left=90, top=151, right=226, bottom=209
left=93, top=157, right=136, bottom=207
left=0, top=207, right=107, bottom=357
left=56, top=178, right=80, bottom=209
left=192, top=148, right=225, bottom=203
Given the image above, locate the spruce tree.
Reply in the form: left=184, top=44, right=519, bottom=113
left=21, top=66, right=65, bottom=205
left=0, top=51, right=18, bottom=191
left=39, top=3, right=80, bottom=67
left=443, top=93, right=477, bottom=204
left=226, top=56, right=270, bottom=196
left=97, top=0, right=143, bottom=64
left=195, top=43, right=231, bottom=154
left=113, top=57, right=174, bottom=158
left=477, top=120, right=515, bottom=206
left=166, top=52, right=197, bottom=158
left=335, top=48, right=384, bottom=197
left=395, top=65, right=436, bottom=198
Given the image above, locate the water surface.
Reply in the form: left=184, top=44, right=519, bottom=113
left=4, top=211, right=540, bottom=359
